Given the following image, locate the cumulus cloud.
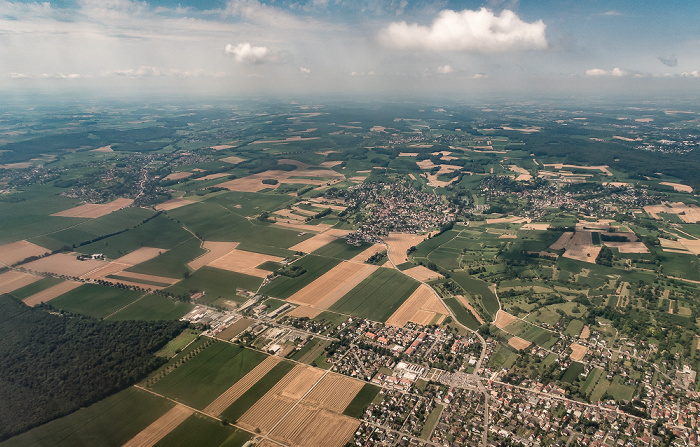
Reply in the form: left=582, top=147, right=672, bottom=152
left=224, top=42, right=271, bottom=64
left=585, top=67, right=628, bottom=77
left=377, top=8, right=547, bottom=53
left=473, top=73, right=488, bottom=79
left=681, top=70, right=700, bottom=78
left=436, top=64, right=454, bottom=74
left=113, top=66, right=162, bottom=77
left=659, top=55, right=678, bottom=67
left=299, top=66, right=311, bottom=74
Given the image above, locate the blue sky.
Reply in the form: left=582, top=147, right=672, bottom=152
left=1, top=0, right=699, bottom=98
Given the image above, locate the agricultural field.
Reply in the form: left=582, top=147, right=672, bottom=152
left=48, top=284, right=145, bottom=318
left=260, top=255, right=341, bottom=299
left=151, top=341, right=267, bottom=409
left=329, top=267, right=420, bottom=322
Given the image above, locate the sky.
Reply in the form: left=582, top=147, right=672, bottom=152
left=1, top=0, right=700, bottom=99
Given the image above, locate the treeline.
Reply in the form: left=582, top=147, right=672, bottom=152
left=0, top=295, right=187, bottom=441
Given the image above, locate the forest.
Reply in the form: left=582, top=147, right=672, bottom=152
left=0, top=295, right=188, bottom=441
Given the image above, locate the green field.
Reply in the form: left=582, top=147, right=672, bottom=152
left=204, top=190, right=293, bottom=217
left=260, top=255, right=341, bottom=299
left=152, top=342, right=267, bottom=409
left=154, top=414, right=250, bottom=447
left=156, top=330, right=201, bottom=359
left=0, top=387, right=173, bottom=447
left=343, top=383, right=380, bottom=419
left=443, top=297, right=481, bottom=330
left=564, top=319, right=584, bottom=337
left=580, top=368, right=604, bottom=396
left=9, top=276, right=63, bottom=299
left=107, top=294, right=194, bottom=321
left=330, top=268, right=420, bottom=322
left=291, top=338, right=330, bottom=364
left=449, top=272, right=499, bottom=319
left=561, top=362, right=584, bottom=383
left=126, top=237, right=205, bottom=279
left=420, top=404, right=443, bottom=440
left=220, top=361, right=295, bottom=422
left=165, top=266, right=262, bottom=304
left=49, top=284, right=144, bottom=318
left=311, top=239, right=371, bottom=259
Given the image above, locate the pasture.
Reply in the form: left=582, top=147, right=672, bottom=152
left=49, top=284, right=144, bottom=318
left=107, top=294, right=193, bottom=321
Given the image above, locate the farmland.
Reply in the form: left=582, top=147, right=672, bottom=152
left=330, top=267, right=420, bottom=322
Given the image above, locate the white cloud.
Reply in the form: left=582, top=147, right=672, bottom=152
left=113, top=66, right=162, bottom=77
left=473, top=73, right=488, bottom=79
left=224, top=43, right=271, bottom=64
left=585, top=67, right=628, bottom=77
left=436, top=64, right=454, bottom=74
left=378, top=8, right=547, bottom=53
left=601, top=10, right=623, bottom=16
left=681, top=70, right=700, bottom=78
left=299, top=66, right=311, bottom=74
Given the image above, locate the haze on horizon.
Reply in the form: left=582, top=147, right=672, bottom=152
left=2, top=0, right=700, bottom=101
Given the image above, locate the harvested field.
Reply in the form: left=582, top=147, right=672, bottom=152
left=122, top=404, right=193, bottom=447
left=154, top=198, right=195, bottom=211
left=645, top=202, right=700, bottom=223
left=287, top=262, right=378, bottom=308
left=107, top=271, right=179, bottom=286
left=208, top=249, right=284, bottom=278
left=508, top=336, right=531, bottom=350
left=301, top=373, right=364, bottom=412
left=285, top=306, right=323, bottom=319
left=252, top=136, right=320, bottom=144
left=289, top=230, right=352, bottom=253
left=486, top=216, right=527, bottom=224
left=22, top=280, right=82, bottom=306
left=0, top=271, right=42, bottom=294
left=78, top=261, right=129, bottom=280
left=274, top=222, right=334, bottom=233
left=509, top=165, right=532, bottom=181
left=23, top=253, right=105, bottom=277
left=660, top=238, right=687, bottom=251
left=399, top=152, right=418, bottom=156
left=320, top=161, right=342, bottom=167
left=216, top=318, right=254, bottom=341
left=580, top=325, right=590, bottom=339
left=605, top=241, right=649, bottom=253
left=221, top=156, right=245, bottom=164
left=660, top=182, right=693, bottom=193
left=164, top=172, right=193, bottom=180
left=91, top=145, right=113, bottom=152
left=115, top=247, right=166, bottom=265
left=494, top=310, right=518, bottom=329
left=403, top=265, right=443, bottom=282
left=543, top=163, right=612, bottom=176
left=570, top=343, right=588, bottom=362
left=677, top=238, right=700, bottom=255
left=386, top=284, right=448, bottom=327
left=0, top=240, right=50, bottom=266
left=204, top=356, right=282, bottom=416
left=558, top=231, right=600, bottom=263
left=348, top=243, right=385, bottom=264
left=188, top=241, right=239, bottom=271
left=51, top=197, right=134, bottom=218
left=237, top=365, right=323, bottom=434
left=271, top=405, right=359, bottom=447
left=384, top=232, right=429, bottom=265
left=521, top=223, right=550, bottom=231
left=194, top=173, right=230, bottom=181
left=218, top=168, right=343, bottom=193
left=211, top=144, right=237, bottom=150
left=457, top=295, right=485, bottom=325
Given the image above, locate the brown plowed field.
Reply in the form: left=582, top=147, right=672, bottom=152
left=386, top=284, right=447, bottom=327
left=508, top=336, right=531, bottom=350
left=403, top=265, right=443, bottom=282
left=287, top=262, right=378, bottom=308
left=604, top=241, right=649, bottom=253
left=301, top=373, right=364, bottom=413
left=154, top=198, right=195, bottom=211
left=494, top=310, right=518, bottom=329
left=550, top=232, right=573, bottom=250
left=208, top=249, right=284, bottom=278
left=289, top=229, right=352, bottom=253
left=270, top=405, right=359, bottom=447
left=215, top=318, right=253, bottom=341
left=561, top=231, right=601, bottom=263
left=0, top=271, right=42, bottom=294
left=285, top=306, right=323, bottom=319
left=348, top=243, right=385, bottom=263
left=237, top=365, right=323, bottom=434
left=25, top=253, right=106, bottom=277
left=384, top=233, right=428, bottom=265
left=51, top=198, right=133, bottom=218
left=114, top=247, right=166, bottom=265
left=187, top=241, right=239, bottom=271
left=0, top=240, right=50, bottom=266
left=122, top=404, right=193, bottom=447
left=23, top=280, right=82, bottom=306
left=570, top=343, right=587, bottom=362
left=204, top=356, right=281, bottom=416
